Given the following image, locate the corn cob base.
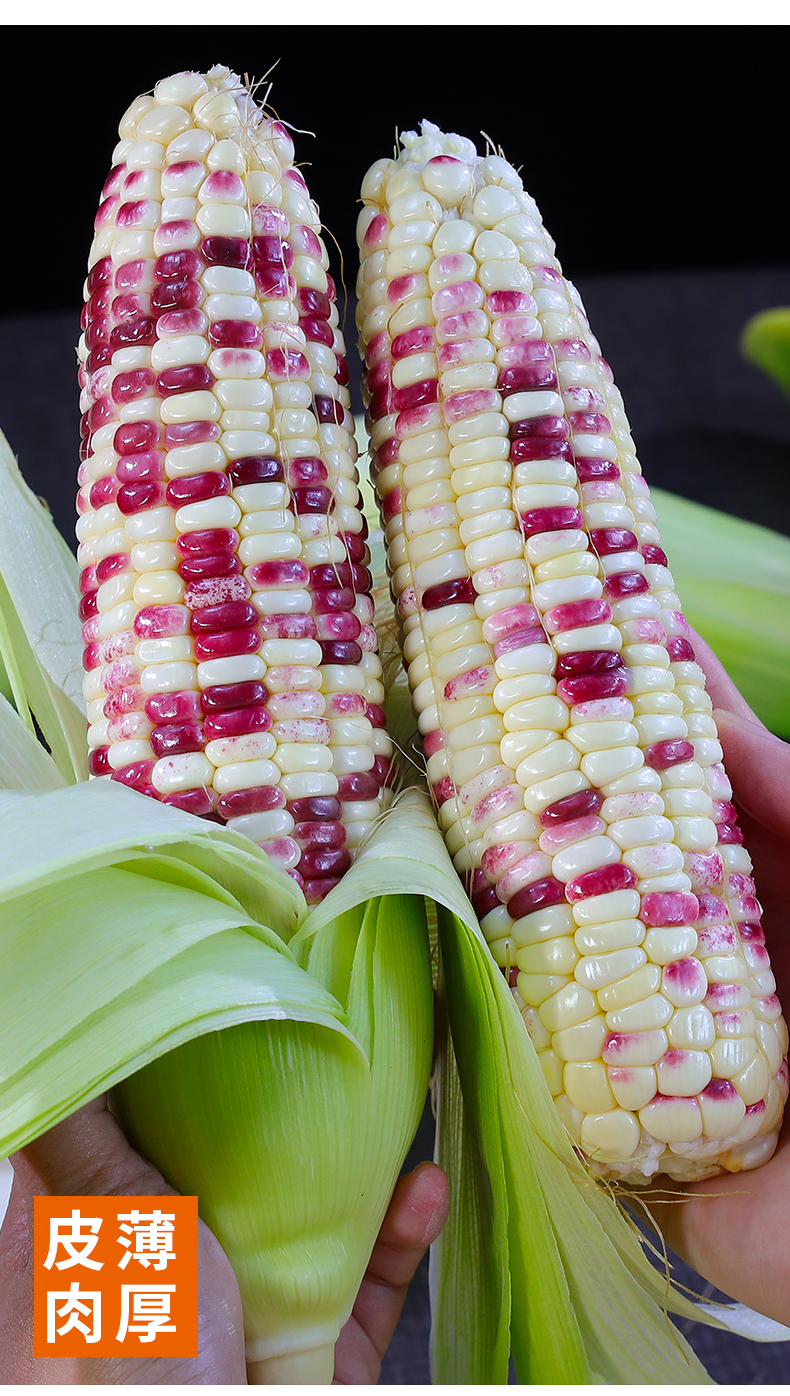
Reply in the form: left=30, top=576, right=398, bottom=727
left=77, top=66, right=394, bottom=907
left=357, top=122, right=788, bottom=1184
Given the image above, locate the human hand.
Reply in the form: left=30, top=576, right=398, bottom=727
left=0, top=1096, right=448, bottom=1384
left=649, top=630, right=790, bottom=1326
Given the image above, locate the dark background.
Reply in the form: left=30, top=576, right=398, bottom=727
left=2, top=23, right=790, bottom=1384
left=3, top=25, right=790, bottom=314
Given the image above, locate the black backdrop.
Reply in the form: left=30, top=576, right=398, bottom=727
left=3, top=23, right=789, bottom=316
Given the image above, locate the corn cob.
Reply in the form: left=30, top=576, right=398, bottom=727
left=76, top=66, right=393, bottom=904
left=356, top=121, right=788, bottom=1183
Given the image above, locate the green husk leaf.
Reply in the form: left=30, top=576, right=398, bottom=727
left=0, top=690, right=65, bottom=791
left=654, top=487, right=790, bottom=734
left=0, top=429, right=86, bottom=781
left=741, top=306, right=790, bottom=396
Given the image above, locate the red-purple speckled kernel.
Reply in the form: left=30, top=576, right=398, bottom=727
left=145, top=690, right=201, bottom=725
left=433, top=777, right=456, bottom=806
left=487, top=291, right=538, bottom=316
left=575, top=458, right=621, bottom=482
left=203, top=706, right=271, bottom=741
left=134, top=605, right=190, bottom=639
left=716, top=822, right=745, bottom=845
left=154, top=248, right=203, bottom=281
left=566, top=863, right=637, bottom=902
left=506, top=877, right=566, bottom=919
left=314, top=612, right=359, bottom=641
left=112, top=368, right=156, bottom=403
left=640, top=892, right=700, bottom=927
left=493, top=627, right=544, bottom=656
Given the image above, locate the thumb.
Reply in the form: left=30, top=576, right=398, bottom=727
left=714, top=707, right=790, bottom=840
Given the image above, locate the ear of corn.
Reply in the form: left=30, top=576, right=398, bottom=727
left=77, top=64, right=392, bottom=906
left=356, top=120, right=788, bottom=1187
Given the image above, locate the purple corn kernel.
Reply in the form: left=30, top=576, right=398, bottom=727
left=567, top=410, right=611, bottom=434
left=539, top=788, right=604, bottom=828
left=255, top=267, right=292, bottom=298
left=473, top=883, right=501, bottom=919
left=156, top=363, right=214, bottom=396
left=110, top=316, right=156, bottom=350
left=716, top=822, right=745, bottom=845
left=603, top=572, right=650, bottom=600
left=266, top=348, right=310, bottom=379
left=566, top=863, right=637, bottom=902
left=116, top=452, right=165, bottom=485
left=89, top=747, right=111, bottom=776
left=498, top=363, right=558, bottom=393
left=299, top=848, right=352, bottom=879
left=320, top=641, right=362, bottom=665
left=178, top=554, right=241, bottom=582
left=154, top=248, right=203, bottom=281
left=111, top=759, right=156, bottom=789
left=373, top=756, right=394, bottom=787
left=287, top=457, right=327, bottom=487
left=738, top=922, right=766, bottom=944
left=252, top=235, right=293, bottom=266
left=145, top=690, right=201, bottom=724
left=509, top=415, right=570, bottom=441
left=166, top=472, right=230, bottom=506
left=293, top=486, right=334, bottom=514
left=338, top=771, right=380, bottom=800
left=177, top=527, right=239, bottom=556
left=712, top=800, right=738, bottom=824
left=303, top=877, right=343, bottom=905
left=203, top=705, right=272, bottom=741
left=247, top=559, right=309, bottom=588
left=589, top=527, right=639, bottom=555
left=217, top=784, right=285, bottom=819
left=422, top=577, right=476, bottom=610
left=151, top=278, right=201, bottom=313
left=112, top=367, right=155, bottom=403
left=150, top=722, right=205, bottom=757
left=302, top=318, right=335, bottom=349
left=200, top=680, right=268, bottom=712
left=666, top=636, right=696, bottom=662
left=228, top=455, right=284, bottom=485
left=163, top=788, right=216, bottom=816
left=644, top=738, right=695, bottom=770
left=87, top=257, right=113, bottom=292
left=557, top=669, right=627, bottom=704
left=193, top=627, right=261, bottom=661
left=391, top=325, right=436, bottom=359
left=642, top=544, right=668, bottom=566
left=83, top=643, right=101, bottom=671
left=555, top=650, right=622, bottom=679
left=79, top=565, right=99, bottom=594
left=114, top=420, right=160, bottom=454
left=294, top=820, right=345, bottom=849
left=311, top=562, right=352, bottom=588
left=89, top=475, right=120, bottom=508
left=520, top=506, right=584, bottom=536
left=575, top=458, right=621, bottom=483
left=86, top=346, right=113, bottom=375
left=191, top=601, right=257, bottom=632
left=200, top=237, right=252, bottom=269
left=78, top=593, right=98, bottom=621
left=296, top=287, right=331, bottom=319
left=506, top=876, right=566, bottom=919
left=544, top=598, right=612, bottom=633
left=209, top=320, right=262, bottom=350
left=366, top=704, right=387, bottom=729
left=312, top=587, right=356, bottom=614
left=289, top=795, right=342, bottom=822
left=392, top=379, right=439, bottom=413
